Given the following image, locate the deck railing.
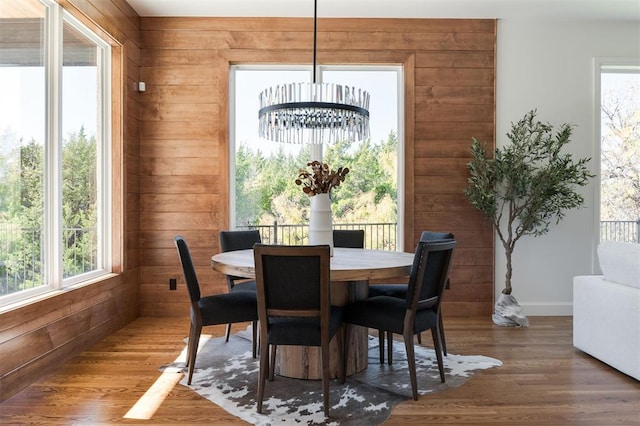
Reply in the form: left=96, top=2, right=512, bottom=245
left=2, top=219, right=638, bottom=297
left=238, top=221, right=398, bottom=251
left=600, top=219, right=640, bottom=243
left=0, top=225, right=97, bottom=296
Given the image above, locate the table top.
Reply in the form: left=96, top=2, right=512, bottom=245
left=211, top=247, right=414, bottom=282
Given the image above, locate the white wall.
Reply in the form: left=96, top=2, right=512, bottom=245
left=495, top=19, right=640, bottom=316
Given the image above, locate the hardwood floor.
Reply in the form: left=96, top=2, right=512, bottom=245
left=1, top=316, right=638, bottom=425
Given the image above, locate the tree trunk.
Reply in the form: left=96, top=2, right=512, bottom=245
left=503, top=244, right=513, bottom=295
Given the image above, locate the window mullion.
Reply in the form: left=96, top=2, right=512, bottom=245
left=97, top=41, right=112, bottom=273
left=46, top=3, right=63, bottom=289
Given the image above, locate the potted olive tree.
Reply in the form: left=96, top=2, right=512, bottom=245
left=464, top=109, right=594, bottom=326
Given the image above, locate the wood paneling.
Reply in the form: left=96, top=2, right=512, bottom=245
left=140, top=138, right=219, bottom=157
left=0, top=275, right=137, bottom=401
left=0, top=0, right=141, bottom=403
left=138, top=17, right=496, bottom=318
left=139, top=120, right=217, bottom=140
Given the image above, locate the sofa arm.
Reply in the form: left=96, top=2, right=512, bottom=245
left=573, top=275, right=640, bottom=381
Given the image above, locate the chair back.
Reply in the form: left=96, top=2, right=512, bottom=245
left=333, top=229, right=365, bottom=248
left=174, top=236, right=201, bottom=303
left=405, top=240, right=456, bottom=311
left=253, top=244, right=331, bottom=332
left=420, top=230, right=454, bottom=242
left=219, top=230, right=262, bottom=252
left=419, top=231, right=454, bottom=288
left=219, top=230, right=262, bottom=285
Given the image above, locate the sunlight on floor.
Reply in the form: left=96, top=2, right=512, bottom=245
left=123, top=335, right=211, bottom=420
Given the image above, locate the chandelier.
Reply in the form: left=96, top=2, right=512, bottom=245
left=258, top=0, right=370, bottom=144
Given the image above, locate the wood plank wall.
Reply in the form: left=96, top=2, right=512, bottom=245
left=0, top=0, right=141, bottom=402
left=138, top=17, right=496, bottom=318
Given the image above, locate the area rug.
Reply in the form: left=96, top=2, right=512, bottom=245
left=160, top=331, right=502, bottom=425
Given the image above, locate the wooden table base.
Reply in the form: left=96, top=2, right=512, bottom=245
left=275, top=280, right=370, bottom=380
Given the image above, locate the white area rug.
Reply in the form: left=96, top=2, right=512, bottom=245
left=161, top=331, right=502, bottom=425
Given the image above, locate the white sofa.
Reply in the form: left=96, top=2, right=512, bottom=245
left=573, top=241, right=640, bottom=381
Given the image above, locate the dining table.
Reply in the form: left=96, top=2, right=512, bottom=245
left=211, top=246, right=415, bottom=380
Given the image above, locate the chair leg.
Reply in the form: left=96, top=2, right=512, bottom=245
left=225, top=323, right=232, bottom=342
left=438, top=315, right=447, bottom=356
left=387, top=331, right=393, bottom=365
left=431, top=327, right=446, bottom=383
left=378, top=329, right=385, bottom=364
left=403, top=331, right=419, bottom=401
left=417, top=332, right=422, bottom=344
left=322, top=336, right=331, bottom=418
left=186, top=322, right=202, bottom=385
left=269, top=344, right=277, bottom=381
left=257, top=335, right=270, bottom=413
left=252, top=321, right=258, bottom=358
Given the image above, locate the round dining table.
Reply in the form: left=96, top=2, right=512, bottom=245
left=211, top=247, right=414, bottom=380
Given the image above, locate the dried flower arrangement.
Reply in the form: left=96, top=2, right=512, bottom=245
left=295, top=160, right=349, bottom=196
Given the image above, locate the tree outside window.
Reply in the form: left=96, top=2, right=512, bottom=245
left=600, top=66, right=640, bottom=243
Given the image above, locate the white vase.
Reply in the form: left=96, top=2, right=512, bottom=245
left=308, top=193, right=334, bottom=256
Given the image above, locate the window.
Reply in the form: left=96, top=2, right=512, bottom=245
left=230, top=65, right=403, bottom=249
left=0, top=0, right=111, bottom=305
left=597, top=61, right=640, bottom=244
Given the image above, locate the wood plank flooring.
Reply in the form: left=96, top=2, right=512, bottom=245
left=1, top=316, right=638, bottom=425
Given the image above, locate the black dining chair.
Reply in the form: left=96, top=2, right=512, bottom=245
left=219, top=230, right=261, bottom=343
left=174, top=236, right=258, bottom=384
left=369, top=231, right=454, bottom=363
left=333, top=229, right=365, bottom=249
left=253, top=244, right=344, bottom=418
left=343, top=239, right=456, bottom=400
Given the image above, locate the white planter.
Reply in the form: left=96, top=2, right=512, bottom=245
left=308, top=193, right=334, bottom=256
left=492, top=293, right=529, bottom=327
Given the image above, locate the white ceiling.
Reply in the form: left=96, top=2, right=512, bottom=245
left=126, top=0, right=640, bottom=21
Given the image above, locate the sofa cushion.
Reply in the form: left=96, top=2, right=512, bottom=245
left=598, top=241, right=640, bottom=289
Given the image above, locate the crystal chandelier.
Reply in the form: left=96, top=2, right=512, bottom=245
left=258, top=0, right=370, bottom=144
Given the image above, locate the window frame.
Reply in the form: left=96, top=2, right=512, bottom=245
left=57, top=8, right=112, bottom=288
left=593, top=57, right=640, bottom=268
left=229, top=64, right=404, bottom=250
left=0, top=0, right=113, bottom=308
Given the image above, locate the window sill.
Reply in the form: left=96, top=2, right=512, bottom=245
left=0, top=272, right=121, bottom=315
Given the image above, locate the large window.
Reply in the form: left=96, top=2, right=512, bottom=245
left=597, top=60, right=640, bottom=243
left=0, top=0, right=111, bottom=305
left=230, top=65, right=403, bottom=249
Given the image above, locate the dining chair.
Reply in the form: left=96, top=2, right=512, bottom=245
left=332, top=229, right=365, bottom=249
left=219, top=230, right=261, bottom=343
left=253, top=244, right=344, bottom=418
left=369, top=231, right=454, bottom=363
left=174, top=236, right=258, bottom=384
left=343, top=239, right=456, bottom=400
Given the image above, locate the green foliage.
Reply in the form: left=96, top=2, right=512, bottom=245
left=464, top=109, right=594, bottom=295
left=323, top=132, right=398, bottom=221
left=18, top=140, right=44, bottom=223
left=63, top=127, right=96, bottom=225
left=0, top=129, right=98, bottom=294
left=235, top=144, right=265, bottom=226
left=234, top=131, right=398, bottom=229
left=235, top=144, right=310, bottom=226
left=3, top=140, right=46, bottom=291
